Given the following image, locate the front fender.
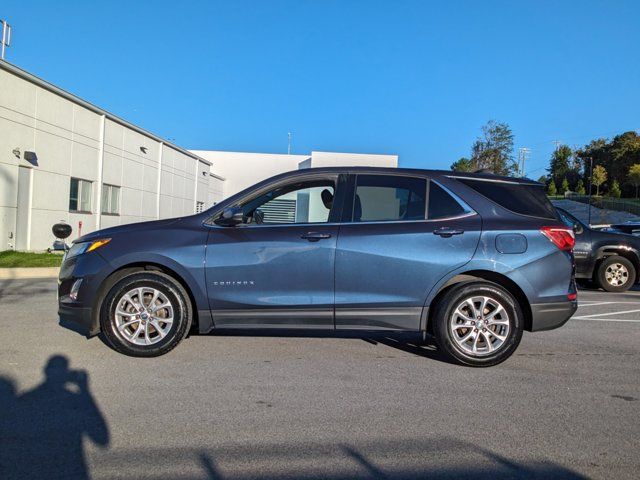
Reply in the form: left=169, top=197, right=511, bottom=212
left=107, top=252, right=209, bottom=312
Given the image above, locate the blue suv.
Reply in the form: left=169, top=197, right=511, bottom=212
left=58, top=168, right=577, bottom=366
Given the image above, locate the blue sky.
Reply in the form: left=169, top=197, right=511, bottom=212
left=3, top=0, right=639, bottom=177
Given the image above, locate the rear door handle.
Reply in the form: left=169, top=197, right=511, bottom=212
left=301, top=232, right=332, bottom=242
left=433, top=227, right=464, bottom=238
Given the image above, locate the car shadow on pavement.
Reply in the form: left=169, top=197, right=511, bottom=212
left=189, top=439, right=588, bottom=480
left=0, top=355, right=109, bottom=479
left=207, top=329, right=455, bottom=363
left=365, top=335, right=458, bottom=365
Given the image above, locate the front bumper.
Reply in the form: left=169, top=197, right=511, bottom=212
left=530, top=300, right=578, bottom=331
left=58, top=301, right=98, bottom=337
left=58, top=251, right=110, bottom=337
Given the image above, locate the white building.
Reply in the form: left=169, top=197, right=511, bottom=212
left=194, top=150, right=398, bottom=202
left=0, top=59, right=397, bottom=251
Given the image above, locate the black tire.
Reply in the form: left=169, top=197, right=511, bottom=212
left=432, top=281, right=524, bottom=367
left=596, top=255, right=635, bottom=292
left=100, top=271, right=192, bottom=357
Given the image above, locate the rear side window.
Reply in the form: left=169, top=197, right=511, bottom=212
left=353, top=175, right=426, bottom=222
left=428, top=181, right=469, bottom=219
left=456, top=178, right=557, bottom=219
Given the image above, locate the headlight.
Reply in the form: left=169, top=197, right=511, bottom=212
left=66, top=238, right=111, bottom=259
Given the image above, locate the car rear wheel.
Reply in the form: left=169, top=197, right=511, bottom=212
left=100, top=271, right=192, bottom=357
left=432, top=281, right=524, bottom=367
left=596, top=255, right=635, bottom=292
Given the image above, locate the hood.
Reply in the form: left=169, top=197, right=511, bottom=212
left=74, top=217, right=184, bottom=243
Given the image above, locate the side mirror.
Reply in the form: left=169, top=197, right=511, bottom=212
left=215, top=206, right=244, bottom=226
left=574, top=223, right=584, bottom=235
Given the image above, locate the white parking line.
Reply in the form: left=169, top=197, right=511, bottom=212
left=572, top=317, right=640, bottom=323
left=577, top=302, right=615, bottom=307
left=576, top=308, right=640, bottom=318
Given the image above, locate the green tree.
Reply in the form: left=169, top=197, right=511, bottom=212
left=592, top=164, right=607, bottom=196
left=548, top=180, right=557, bottom=196
left=537, top=175, right=548, bottom=184
left=575, top=179, right=586, bottom=195
left=560, top=178, right=569, bottom=195
left=470, top=120, right=516, bottom=175
left=450, top=157, right=474, bottom=172
left=628, top=164, right=640, bottom=198
left=548, top=145, right=573, bottom=188
left=610, top=180, right=621, bottom=198
left=575, top=132, right=640, bottom=196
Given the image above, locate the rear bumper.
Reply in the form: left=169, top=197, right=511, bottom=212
left=530, top=301, right=577, bottom=331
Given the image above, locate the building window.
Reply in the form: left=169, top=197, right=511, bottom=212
left=196, top=201, right=205, bottom=213
left=69, top=178, right=92, bottom=212
left=101, top=184, right=120, bottom=215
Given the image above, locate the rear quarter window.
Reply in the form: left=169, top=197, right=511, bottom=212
left=455, top=178, right=558, bottom=219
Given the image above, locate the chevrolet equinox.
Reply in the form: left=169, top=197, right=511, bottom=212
left=58, top=167, right=577, bottom=366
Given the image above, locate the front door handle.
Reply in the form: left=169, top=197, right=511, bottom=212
left=301, top=232, right=332, bottom=242
left=433, top=227, right=464, bottom=238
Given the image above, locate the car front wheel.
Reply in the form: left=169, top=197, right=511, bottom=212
left=100, top=271, right=192, bottom=357
left=432, top=281, right=524, bottom=367
left=596, top=255, right=635, bottom=292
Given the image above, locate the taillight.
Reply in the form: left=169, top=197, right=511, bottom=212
left=540, top=226, right=575, bottom=251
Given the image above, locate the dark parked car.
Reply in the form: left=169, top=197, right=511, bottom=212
left=601, top=221, right=640, bottom=237
left=59, top=168, right=577, bottom=366
left=556, top=207, right=640, bottom=292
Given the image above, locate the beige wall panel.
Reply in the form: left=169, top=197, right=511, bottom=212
left=34, top=129, right=72, bottom=175
left=0, top=206, right=17, bottom=250
left=72, top=105, right=102, bottom=142
left=102, top=151, right=123, bottom=186
left=70, top=141, right=99, bottom=182
left=31, top=170, right=69, bottom=211
left=35, top=87, right=73, bottom=131
left=0, top=69, right=36, bottom=117
left=104, top=119, right=124, bottom=149
left=120, top=187, right=143, bottom=216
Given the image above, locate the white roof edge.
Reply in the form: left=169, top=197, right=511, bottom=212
left=191, top=149, right=310, bottom=159
left=311, top=150, right=398, bottom=157
left=0, top=59, right=211, bottom=166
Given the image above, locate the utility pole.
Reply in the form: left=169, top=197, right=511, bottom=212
left=1, top=19, right=11, bottom=60
left=517, top=147, right=531, bottom=177
left=287, top=132, right=292, bottom=155
left=552, top=140, right=562, bottom=151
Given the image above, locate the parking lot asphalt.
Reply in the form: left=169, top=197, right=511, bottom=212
left=0, top=278, right=638, bottom=480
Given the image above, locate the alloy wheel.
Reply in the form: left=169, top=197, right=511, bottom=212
left=449, top=296, right=510, bottom=357
left=114, top=287, right=174, bottom=345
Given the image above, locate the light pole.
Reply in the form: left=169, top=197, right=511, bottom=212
left=587, top=157, right=593, bottom=226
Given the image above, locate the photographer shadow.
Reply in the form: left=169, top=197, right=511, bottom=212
left=0, top=355, right=109, bottom=480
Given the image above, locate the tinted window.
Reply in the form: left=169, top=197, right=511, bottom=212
left=353, top=175, right=426, bottom=222
left=457, top=178, right=557, bottom=219
left=241, top=180, right=335, bottom=225
left=428, top=181, right=468, bottom=219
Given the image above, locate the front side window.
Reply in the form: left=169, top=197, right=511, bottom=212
left=69, top=178, right=92, bottom=212
left=353, top=175, right=426, bottom=222
left=240, top=179, right=335, bottom=225
left=101, top=184, right=120, bottom=215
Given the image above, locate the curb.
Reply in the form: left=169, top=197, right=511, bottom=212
left=0, top=267, right=60, bottom=280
